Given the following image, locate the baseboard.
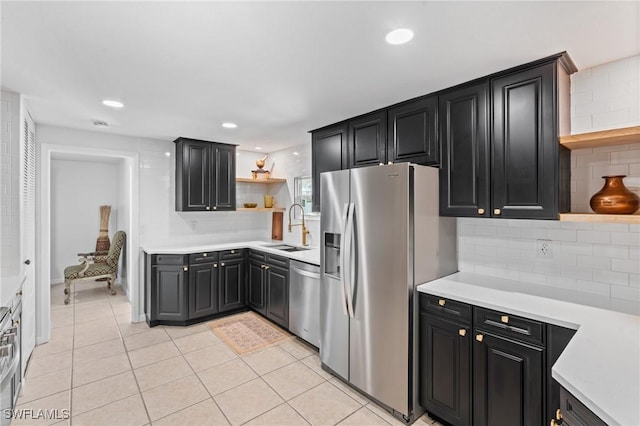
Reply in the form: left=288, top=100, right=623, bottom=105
left=51, top=278, right=64, bottom=286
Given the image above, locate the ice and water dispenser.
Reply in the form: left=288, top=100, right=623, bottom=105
left=324, top=233, right=341, bottom=279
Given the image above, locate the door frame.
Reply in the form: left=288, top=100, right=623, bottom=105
left=37, top=144, right=140, bottom=344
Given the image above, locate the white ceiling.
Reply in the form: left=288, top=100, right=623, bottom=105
left=2, top=1, right=638, bottom=152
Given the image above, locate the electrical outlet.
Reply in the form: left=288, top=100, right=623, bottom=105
left=537, top=239, right=553, bottom=259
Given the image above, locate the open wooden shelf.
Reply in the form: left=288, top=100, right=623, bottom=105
left=559, top=213, right=640, bottom=224
left=559, top=126, right=640, bottom=150
left=236, top=177, right=286, bottom=184
left=236, top=207, right=285, bottom=212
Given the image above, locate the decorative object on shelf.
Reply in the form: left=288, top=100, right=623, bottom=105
left=264, top=195, right=275, bottom=208
left=272, top=211, right=283, bottom=240
left=251, top=155, right=271, bottom=180
left=589, top=175, right=640, bottom=214
left=243, top=203, right=257, bottom=208
left=256, top=154, right=268, bottom=169
left=96, top=205, right=111, bottom=251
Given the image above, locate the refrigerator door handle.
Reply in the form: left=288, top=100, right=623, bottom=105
left=338, top=203, right=350, bottom=316
left=345, top=202, right=355, bottom=318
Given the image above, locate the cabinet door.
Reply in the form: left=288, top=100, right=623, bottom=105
left=388, top=95, right=438, bottom=165
left=348, top=110, right=387, bottom=168
left=419, top=312, right=471, bottom=426
left=439, top=83, right=489, bottom=217
left=177, top=139, right=210, bottom=211
left=311, top=123, right=347, bottom=212
left=248, top=260, right=266, bottom=315
left=473, top=330, right=543, bottom=426
left=218, top=258, right=245, bottom=312
left=491, top=62, right=558, bottom=219
left=211, top=143, right=236, bottom=211
left=546, top=325, right=576, bottom=424
left=266, top=265, right=289, bottom=328
left=153, top=265, right=187, bottom=321
left=188, top=262, right=219, bottom=319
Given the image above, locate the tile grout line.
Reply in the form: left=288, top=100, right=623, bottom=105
left=108, top=285, right=153, bottom=426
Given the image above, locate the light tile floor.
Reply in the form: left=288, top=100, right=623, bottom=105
left=16, top=281, right=442, bottom=426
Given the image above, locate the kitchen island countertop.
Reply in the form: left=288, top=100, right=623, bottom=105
left=417, top=272, right=640, bottom=426
left=141, top=240, right=320, bottom=266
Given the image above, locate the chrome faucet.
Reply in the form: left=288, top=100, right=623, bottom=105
left=288, top=203, right=310, bottom=246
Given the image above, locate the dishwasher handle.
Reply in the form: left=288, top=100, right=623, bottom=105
left=292, top=268, right=320, bottom=280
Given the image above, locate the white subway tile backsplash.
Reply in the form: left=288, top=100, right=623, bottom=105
left=629, top=274, right=640, bottom=287
left=518, top=271, right=548, bottom=286
left=610, top=285, right=640, bottom=302
left=593, top=269, right=629, bottom=286
left=496, top=226, right=521, bottom=238
left=611, top=259, right=640, bottom=274
left=546, top=276, right=577, bottom=291
left=596, top=245, right=629, bottom=259
left=611, top=232, right=640, bottom=246
left=576, top=254, right=611, bottom=270
left=548, top=229, right=577, bottom=242
left=577, top=230, right=611, bottom=244
left=576, top=280, right=611, bottom=296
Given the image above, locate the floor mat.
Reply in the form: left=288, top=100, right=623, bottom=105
left=207, top=311, right=291, bottom=355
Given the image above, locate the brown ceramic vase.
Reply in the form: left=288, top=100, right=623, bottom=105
left=589, top=175, right=639, bottom=214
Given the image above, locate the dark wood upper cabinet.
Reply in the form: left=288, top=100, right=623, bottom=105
left=439, top=83, right=489, bottom=217
left=311, top=123, right=347, bottom=212
left=175, top=137, right=236, bottom=212
left=491, top=60, right=570, bottom=219
left=348, top=110, right=387, bottom=168
left=388, top=95, right=438, bottom=165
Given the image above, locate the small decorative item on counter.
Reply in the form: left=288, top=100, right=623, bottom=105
left=589, top=175, right=640, bottom=214
left=243, top=203, right=258, bottom=208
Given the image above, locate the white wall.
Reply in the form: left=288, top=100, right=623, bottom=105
left=38, top=125, right=272, bottom=248
left=50, top=158, right=120, bottom=283
left=0, top=90, right=22, bottom=305
left=117, top=158, right=131, bottom=292
left=571, top=54, right=640, bottom=133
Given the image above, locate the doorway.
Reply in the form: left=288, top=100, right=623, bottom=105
left=38, top=144, right=140, bottom=344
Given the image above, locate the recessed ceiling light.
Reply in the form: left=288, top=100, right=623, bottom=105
left=93, top=120, right=110, bottom=128
left=293, top=152, right=300, bottom=156
left=222, top=122, right=237, bottom=129
left=254, top=147, right=263, bottom=151
left=164, top=152, right=171, bottom=157
left=385, top=28, right=414, bottom=45
left=102, top=100, right=124, bottom=108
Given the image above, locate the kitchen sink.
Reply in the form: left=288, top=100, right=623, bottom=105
left=262, top=244, right=310, bottom=252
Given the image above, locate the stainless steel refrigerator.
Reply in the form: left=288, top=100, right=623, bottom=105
left=320, top=163, right=457, bottom=423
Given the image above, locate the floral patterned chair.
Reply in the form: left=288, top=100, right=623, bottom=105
left=63, top=230, right=126, bottom=304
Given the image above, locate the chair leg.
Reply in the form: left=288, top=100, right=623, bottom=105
left=108, top=274, right=117, bottom=296
left=64, top=280, right=71, bottom=305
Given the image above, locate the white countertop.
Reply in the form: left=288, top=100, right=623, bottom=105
left=141, top=240, right=320, bottom=266
left=417, top=272, right=640, bottom=426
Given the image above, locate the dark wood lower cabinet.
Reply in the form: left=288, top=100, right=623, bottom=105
left=153, top=264, right=187, bottom=322
left=218, top=258, right=246, bottom=313
left=473, top=330, right=544, bottom=426
left=419, top=312, right=471, bottom=426
left=266, top=265, right=289, bottom=328
left=248, top=259, right=266, bottom=314
left=188, top=262, right=219, bottom=319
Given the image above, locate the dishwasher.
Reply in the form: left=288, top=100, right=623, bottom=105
left=289, top=260, right=320, bottom=348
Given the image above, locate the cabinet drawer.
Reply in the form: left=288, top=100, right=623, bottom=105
left=154, top=254, right=186, bottom=265
left=559, top=387, right=607, bottom=426
left=474, top=306, right=544, bottom=346
left=220, top=249, right=244, bottom=260
left=189, top=252, right=218, bottom=264
left=418, top=293, right=472, bottom=325
left=249, top=250, right=266, bottom=261
left=266, top=253, right=289, bottom=269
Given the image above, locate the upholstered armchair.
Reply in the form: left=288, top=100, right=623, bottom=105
left=63, top=230, right=126, bottom=304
